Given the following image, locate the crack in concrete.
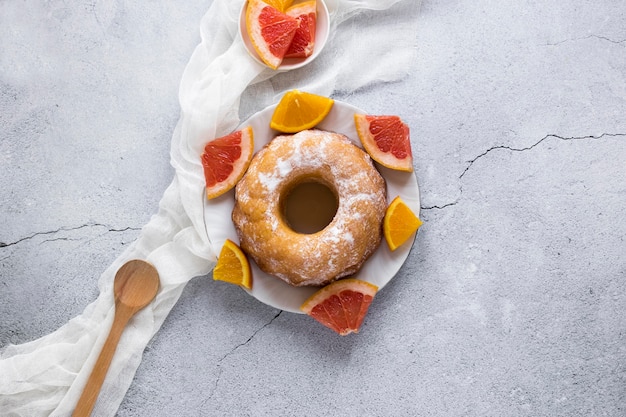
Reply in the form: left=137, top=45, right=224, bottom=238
left=460, top=132, right=625, bottom=180
left=0, top=223, right=141, bottom=248
left=421, top=132, right=625, bottom=212
left=546, top=34, right=626, bottom=46
left=218, top=311, right=282, bottom=363
left=421, top=201, right=458, bottom=211
left=205, top=311, right=282, bottom=404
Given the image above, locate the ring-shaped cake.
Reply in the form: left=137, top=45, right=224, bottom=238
left=232, top=129, right=387, bottom=287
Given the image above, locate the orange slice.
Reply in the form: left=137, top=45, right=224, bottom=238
left=270, top=89, right=334, bottom=133
left=246, top=0, right=299, bottom=69
left=263, top=0, right=294, bottom=12
left=201, top=126, right=254, bottom=199
left=213, top=239, right=252, bottom=289
left=384, top=196, right=422, bottom=251
left=300, top=279, right=378, bottom=335
left=285, top=1, right=317, bottom=59
left=354, top=114, right=413, bottom=172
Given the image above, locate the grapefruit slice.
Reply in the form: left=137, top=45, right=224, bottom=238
left=246, top=0, right=299, bottom=69
left=270, top=89, right=334, bottom=132
left=300, top=279, right=379, bottom=335
left=285, top=1, right=317, bottom=59
left=201, top=126, right=254, bottom=199
left=354, top=114, right=413, bottom=172
left=384, top=196, right=423, bottom=251
left=213, top=239, right=252, bottom=289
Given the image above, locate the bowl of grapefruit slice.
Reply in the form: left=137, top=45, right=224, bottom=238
left=239, top=0, right=330, bottom=71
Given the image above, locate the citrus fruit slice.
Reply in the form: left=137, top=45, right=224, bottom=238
left=270, top=89, right=334, bottom=132
left=354, top=114, right=413, bottom=172
left=300, top=279, right=379, bottom=335
left=262, top=0, right=294, bottom=12
left=285, top=1, right=317, bottom=59
left=384, top=196, right=422, bottom=251
left=213, top=239, right=252, bottom=289
left=246, top=0, right=299, bottom=69
left=201, top=126, right=254, bottom=199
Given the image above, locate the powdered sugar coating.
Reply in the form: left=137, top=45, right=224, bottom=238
left=232, top=129, right=387, bottom=287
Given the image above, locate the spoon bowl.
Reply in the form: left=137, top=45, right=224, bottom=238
left=113, top=259, right=160, bottom=309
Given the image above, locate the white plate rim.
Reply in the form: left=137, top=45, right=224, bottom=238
left=204, top=99, right=421, bottom=313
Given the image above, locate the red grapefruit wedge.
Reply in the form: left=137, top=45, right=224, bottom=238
left=246, top=0, right=299, bottom=69
left=285, top=1, right=317, bottom=59
left=201, top=126, right=254, bottom=199
left=354, top=114, right=413, bottom=172
left=300, top=279, right=379, bottom=335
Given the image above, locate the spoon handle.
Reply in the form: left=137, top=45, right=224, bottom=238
left=73, top=304, right=134, bottom=417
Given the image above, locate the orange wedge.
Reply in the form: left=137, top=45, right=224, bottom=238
left=301, top=279, right=378, bottom=335
left=246, top=0, right=299, bottom=69
left=201, top=126, right=254, bottom=199
left=270, top=89, right=334, bottom=133
left=383, top=196, right=422, bottom=251
left=213, top=239, right=252, bottom=289
left=263, top=0, right=294, bottom=12
left=354, top=114, right=413, bottom=172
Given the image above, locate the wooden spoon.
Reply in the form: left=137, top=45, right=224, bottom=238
left=73, top=259, right=160, bottom=417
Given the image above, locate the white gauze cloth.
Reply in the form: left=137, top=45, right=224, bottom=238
left=0, top=0, right=421, bottom=415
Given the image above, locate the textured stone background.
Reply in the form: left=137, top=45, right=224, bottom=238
left=1, top=0, right=625, bottom=416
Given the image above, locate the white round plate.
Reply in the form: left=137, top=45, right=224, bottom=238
left=239, top=0, right=330, bottom=71
left=204, top=100, right=421, bottom=313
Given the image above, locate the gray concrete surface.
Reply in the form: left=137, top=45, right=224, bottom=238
left=1, top=0, right=625, bottom=416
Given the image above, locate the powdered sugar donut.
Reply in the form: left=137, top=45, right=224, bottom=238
left=232, top=129, right=387, bottom=287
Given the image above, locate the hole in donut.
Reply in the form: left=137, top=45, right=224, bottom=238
left=282, top=180, right=339, bottom=234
